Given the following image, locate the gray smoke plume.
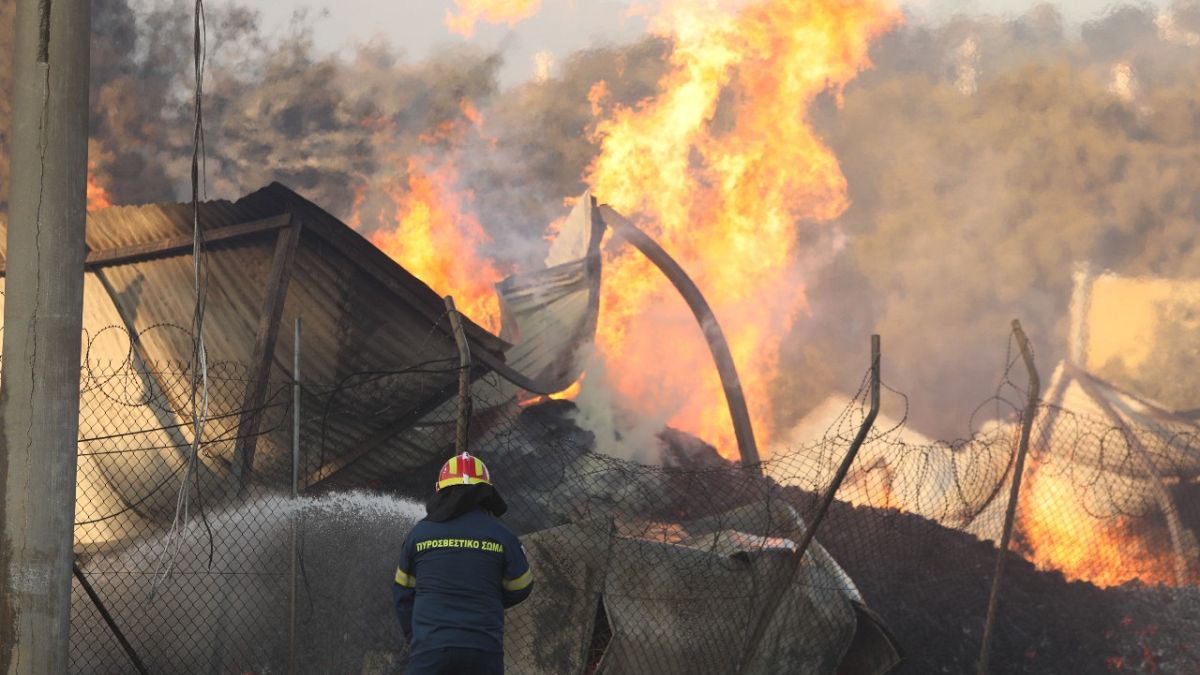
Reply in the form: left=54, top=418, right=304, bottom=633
left=782, top=1, right=1200, bottom=437
left=457, top=37, right=670, bottom=270
left=0, top=0, right=503, bottom=225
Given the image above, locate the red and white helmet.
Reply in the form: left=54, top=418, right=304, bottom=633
left=436, top=452, right=492, bottom=491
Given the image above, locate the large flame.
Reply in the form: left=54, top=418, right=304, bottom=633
left=584, top=0, right=901, bottom=457
left=87, top=163, right=113, bottom=211
left=445, top=0, right=540, bottom=36
left=1016, top=457, right=1179, bottom=588
left=368, top=157, right=503, bottom=333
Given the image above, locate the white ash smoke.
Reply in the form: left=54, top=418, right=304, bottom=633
left=568, top=344, right=672, bottom=464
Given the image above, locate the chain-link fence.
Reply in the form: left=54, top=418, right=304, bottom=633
left=65, top=326, right=1200, bottom=674
left=73, top=351, right=296, bottom=673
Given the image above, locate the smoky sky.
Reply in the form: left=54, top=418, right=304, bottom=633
left=1, top=0, right=1197, bottom=440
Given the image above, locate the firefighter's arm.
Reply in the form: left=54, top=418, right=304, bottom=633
left=501, top=539, right=533, bottom=608
left=393, top=536, right=417, bottom=640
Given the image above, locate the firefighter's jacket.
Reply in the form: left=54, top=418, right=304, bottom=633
left=393, top=507, right=533, bottom=655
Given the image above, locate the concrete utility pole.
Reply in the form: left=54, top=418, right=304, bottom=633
left=0, top=0, right=91, bottom=672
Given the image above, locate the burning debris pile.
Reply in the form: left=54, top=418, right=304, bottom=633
left=778, top=267, right=1200, bottom=595
left=754, top=352, right=1200, bottom=673
left=813, top=490, right=1200, bottom=674
left=392, top=389, right=1200, bottom=673
left=1, top=184, right=899, bottom=672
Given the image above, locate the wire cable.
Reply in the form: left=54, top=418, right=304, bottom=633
left=152, top=0, right=213, bottom=598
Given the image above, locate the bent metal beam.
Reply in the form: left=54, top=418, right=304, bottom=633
left=597, top=205, right=762, bottom=473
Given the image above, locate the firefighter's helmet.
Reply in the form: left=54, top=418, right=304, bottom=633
left=436, top=452, right=492, bottom=491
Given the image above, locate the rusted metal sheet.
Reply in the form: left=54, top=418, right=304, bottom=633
left=0, top=214, right=292, bottom=276
left=83, top=200, right=250, bottom=251
left=233, top=183, right=510, bottom=358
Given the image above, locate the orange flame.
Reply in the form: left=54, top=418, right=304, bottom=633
left=445, top=0, right=540, bottom=36
left=349, top=99, right=502, bottom=333
left=583, top=0, right=900, bottom=457
left=550, top=373, right=585, bottom=401
left=87, top=163, right=113, bottom=211
left=587, top=80, right=610, bottom=117
left=517, top=375, right=585, bottom=408
left=1016, top=458, right=1179, bottom=588
left=368, top=158, right=503, bottom=333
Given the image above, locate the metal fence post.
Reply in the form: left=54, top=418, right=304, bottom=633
left=738, top=335, right=880, bottom=672
left=597, top=206, right=762, bottom=473
left=289, top=316, right=301, bottom=675
left=977, top=319, right=1039, bottom=675
left=443, top=297, right=472, bottom=455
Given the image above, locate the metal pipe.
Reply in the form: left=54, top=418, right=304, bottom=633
left=978, top=319, right=1040, bottom=675
left=738, top=335, right=880, bottom=672
left=443, top=297, right=473, bottom=455
left=597, top=205, right=761, bottom=472
left=0, top=0, right=91, bottom=670
left=793, top=335, right=880, bottom=561
left=293, top=317, right=301, bottom=496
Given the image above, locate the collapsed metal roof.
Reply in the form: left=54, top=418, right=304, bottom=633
left=0, top=182, right=602, bottom=539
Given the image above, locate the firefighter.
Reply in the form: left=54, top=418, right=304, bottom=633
left=393, top=451, right=533, bottom=674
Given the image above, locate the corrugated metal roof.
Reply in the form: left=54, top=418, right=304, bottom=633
left=79, top=185, right=510, bottom=491
left=1, top=182, right=603, bottom=517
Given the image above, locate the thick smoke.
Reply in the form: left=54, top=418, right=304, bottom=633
left=2, top=0, right=1198, bottom=441
left=468, top=1, right=1200, bottom=440
left=200, top=35, right=502, bottom=219
left=457, top=37, right=670, bottom=269
left=0, top=0, right=502, bottom=224
left=784, top=1, right=1200, bottom=437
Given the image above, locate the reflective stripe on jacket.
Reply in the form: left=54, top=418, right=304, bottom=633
left=393, top=508, right=533, bottom=655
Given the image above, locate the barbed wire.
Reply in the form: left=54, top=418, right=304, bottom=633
left=57, top=324, right=1200, bottom=673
